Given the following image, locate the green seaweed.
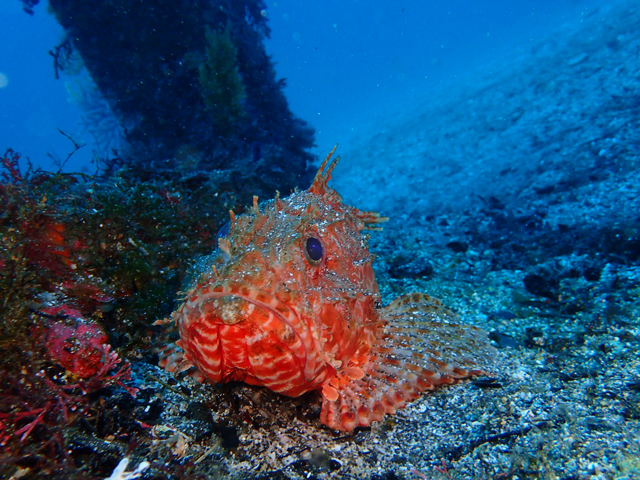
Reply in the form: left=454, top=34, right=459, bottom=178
left=198, top=25, right=247, bottom=135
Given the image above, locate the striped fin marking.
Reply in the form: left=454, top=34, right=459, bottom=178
left=319, top=293, right=496, bottom=431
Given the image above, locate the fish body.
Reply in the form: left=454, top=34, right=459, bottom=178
left=161, top=147, right=494, bottom=431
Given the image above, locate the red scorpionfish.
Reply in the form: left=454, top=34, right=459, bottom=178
left=160, top=147, right=495, bottom=431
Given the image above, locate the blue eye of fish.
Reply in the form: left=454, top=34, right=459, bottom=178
left=216, top=221, right=231, bottom=242
left=215, top=221, right=232, bottom=262
left=305, top=237, right=323, bottom=263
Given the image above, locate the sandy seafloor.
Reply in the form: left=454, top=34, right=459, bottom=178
left=108, top=1, right=640, bottom=479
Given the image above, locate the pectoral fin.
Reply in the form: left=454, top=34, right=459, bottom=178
left=157, top=342, right=205, bottom=383
left=319, top=293, right=495, bottom=431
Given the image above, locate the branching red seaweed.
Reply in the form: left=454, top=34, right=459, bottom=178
left=1, top=147, right=224, bottom=477
left=1, top=148, right=24, bottom=185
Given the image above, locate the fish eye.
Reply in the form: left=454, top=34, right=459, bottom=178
left=216, top=221, right=231, bottom=241
left=305, top=237, right=324, bottom=265
left=215, top=221, right=232, bottom=262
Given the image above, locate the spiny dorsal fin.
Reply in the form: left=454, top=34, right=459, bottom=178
left=309, top=146, right=390, bottom=230
left=353, top=207, right=389, bottom=231
left=309, top=145, right=339, bottom=195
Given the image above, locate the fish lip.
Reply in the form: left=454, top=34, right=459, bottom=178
left=224, top=289, right=300, bottom=339
left=210, top=285, right=285, bottom=324
left=185, top=282, right=309, bottom=362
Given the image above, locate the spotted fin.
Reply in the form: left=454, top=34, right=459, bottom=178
left=320, top=293, right=495, bottom=431
left=158, top=342, right=205, bottom=383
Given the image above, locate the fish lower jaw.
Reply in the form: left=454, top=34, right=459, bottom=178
left=177, top=289, right=322, bottom=396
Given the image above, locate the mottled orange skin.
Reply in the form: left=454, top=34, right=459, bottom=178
left=175, top=158, right=384, bottom=398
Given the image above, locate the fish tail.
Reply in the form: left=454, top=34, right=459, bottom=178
left=320, top=293, right=495, bottom=431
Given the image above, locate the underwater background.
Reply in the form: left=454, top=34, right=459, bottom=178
left=1, top=0, right=639, bottom=479
left=1, top=0, right=602, bottom=172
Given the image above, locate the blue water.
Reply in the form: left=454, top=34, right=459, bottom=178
left=1, top=0, right=597, bottom=173
left=2, top=3, right=638, bottom=477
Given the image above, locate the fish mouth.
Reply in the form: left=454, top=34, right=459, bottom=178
left=182, top=282, right=315, bottom=387
left=184, top=282, right=308, bottom=352
left=198, top=284, right=290, bottom=326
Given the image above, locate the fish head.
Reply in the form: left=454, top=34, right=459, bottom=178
left=205, top=146, right=387, bottom=320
